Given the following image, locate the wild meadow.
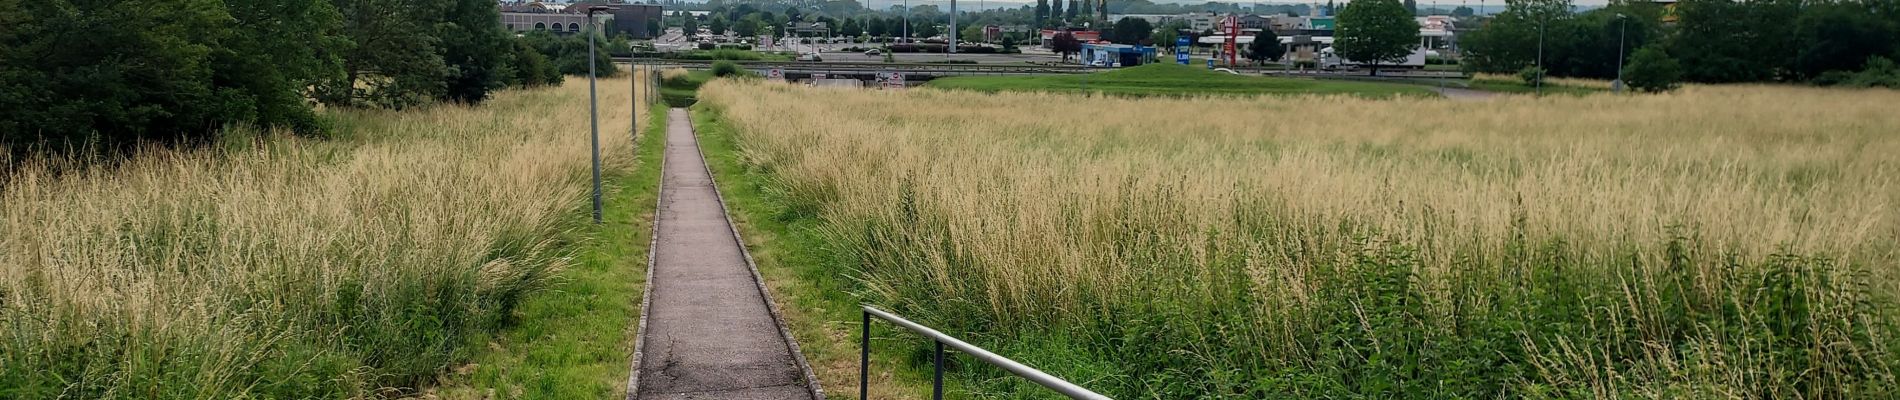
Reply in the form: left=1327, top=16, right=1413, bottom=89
left=698, top=81, right=1900, bottom=398
left=0, top=73, right=645, bottom=398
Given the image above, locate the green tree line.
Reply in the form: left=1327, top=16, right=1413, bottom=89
left=0, top=0, right=610, bottom=157
left=1461, top=0, right=1900, bottom=89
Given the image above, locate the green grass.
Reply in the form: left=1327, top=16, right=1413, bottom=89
left=430, top=107, right=666, bottom=400
left=1467, top=80, right=1605, bottom=96
left=661, top=70, right=711, bottom=107
left=690, top=104, right=957, bottom=400
left=927, top=63, right=1437, bottom=98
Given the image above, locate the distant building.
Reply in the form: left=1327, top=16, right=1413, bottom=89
left=1106, top=14, right=1184, bottom=25
left=564, top=1, right=664, bottom=39
left=498, top=1, right=663, bottom=39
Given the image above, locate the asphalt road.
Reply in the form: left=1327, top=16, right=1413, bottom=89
left=632, top=108, right=818, bottom=400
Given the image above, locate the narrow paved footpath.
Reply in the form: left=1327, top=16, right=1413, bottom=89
left=634, top=108, right=818, bottom=399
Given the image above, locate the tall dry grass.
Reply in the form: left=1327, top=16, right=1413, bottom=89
left=0, top=72, right=648, bottom=398
left=1473, top=72, right=1617, bottom=89
left=699, top=81, right=1900, bottom=398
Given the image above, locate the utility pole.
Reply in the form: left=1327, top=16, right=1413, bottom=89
left=587, top=5, right=614, bottom=224
left=950, top=0, right=957, bottom=54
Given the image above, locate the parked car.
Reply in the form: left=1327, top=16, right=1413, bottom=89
left=797, top=52, right=823, bottom=62
left=863, top=48, right=882, bottom=56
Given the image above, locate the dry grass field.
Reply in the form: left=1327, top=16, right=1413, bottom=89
left=698, top=81, right=1900, bottom=398
left=0, top=74, right=645, bottom=398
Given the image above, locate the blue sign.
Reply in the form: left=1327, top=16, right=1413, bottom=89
left=1175, top=37, right=1191, bottom=65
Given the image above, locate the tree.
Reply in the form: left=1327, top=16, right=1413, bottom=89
left=737, top=14, right=764, bottom=37
left=1, top=0, right=348, bottom=155
left=1325, top=0, right=1335, bottom=16
left=1110, top=17, right=1153, bottom=45
left=438, top=0, right=513, bottom=104
left=1666, top=0, right=1800, bottom=83
left=916, top=21, right=941, bottom=38
left=1079, top=0, right=1094, bottom=23
left=1336, top=0, right=1417, bottom=75
left=216, top=0, right=348, bottom=130
left=1036, top=0, right=1051, bottom=23
left=1622, top=45, right=1682, bottom=92
left=1154, top=22, right=1186, bottom=53
left=1452, top=5, right=1474, bottom=17
left=508, top=39, right=562, bottom=87
left=839, top=16, right=863, bottom=37
left=1052, top=30, right=1083, bottom=61
left=682, top=14, right=699, bottom=34
left=709, top=14, right=728, bottom=35
left=647, top=18, right=663, bottom=37
left=1066, top=0, right=1079, bottom=20
left=867, top=17, right=887, bottom=37
left=1247, top=29, right=1284, bottom=64
left=1792, top=1, right=1898, bottom=80
left=962, top=24, right=986, bottom=43
left=1404, top=0, right=1418, bottom=15
left=1051, top=0, right=1064, bottom=22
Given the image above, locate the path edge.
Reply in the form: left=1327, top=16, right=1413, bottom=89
left=689, top=106, right=828, bottom=400
left=623, top=110, right=665, bottom=400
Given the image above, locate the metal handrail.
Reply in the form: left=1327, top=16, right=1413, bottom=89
left=860, top=305, right=1111, bottom=400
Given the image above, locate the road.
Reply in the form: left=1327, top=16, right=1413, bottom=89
left=630, top=108, right=820, bottom=400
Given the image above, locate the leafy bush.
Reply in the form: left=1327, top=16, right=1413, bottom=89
left=1816, top=56, right=1900, bottom=88
left=1517, top=65, right=1547, bottom=87
left=1623, top=46, right=1684, bottom=92
left=697, top=42, right=716, bottom=50
left=711, top=60, right=747, bottom=77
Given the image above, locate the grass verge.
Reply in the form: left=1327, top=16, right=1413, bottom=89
left=429, top=105, right=666, bottom=399
left=927, top=63, right=1436, bottom=98
left=690, top=103, right=948, bottom=400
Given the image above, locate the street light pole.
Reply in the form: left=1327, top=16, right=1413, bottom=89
left=949, top=0, right=957, bottom=55
left=1614, top=13, right=1627, bottom=93
left=1535, top=21, right=1545, bottom=96
left=587, top=5, right=614, bottom=224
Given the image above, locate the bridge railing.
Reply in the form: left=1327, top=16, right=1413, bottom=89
left=859, top=305, right=1111, bottom=400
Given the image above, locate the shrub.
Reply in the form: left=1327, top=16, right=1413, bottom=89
left=1623, top=46, right=1684, bottom=92
left=1517, top=65, right=1547, bottom=87
left=711, top=60, right=746, bottom=77
left=1816, top=56, right=1900, bottom=88
left=697, top=42, right=715, bottom=50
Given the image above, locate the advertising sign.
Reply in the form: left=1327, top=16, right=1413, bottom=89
left=876, top=71, right=906, bottom=89
left=1175, top=36, right=1190, bottom=65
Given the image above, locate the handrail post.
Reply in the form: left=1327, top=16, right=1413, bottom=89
left=860, top=309, right=871, bottom=400
left=933, top=341, right=945, bottom=400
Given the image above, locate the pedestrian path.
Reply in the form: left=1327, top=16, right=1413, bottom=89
left=630, top=108, right=820, bottom=400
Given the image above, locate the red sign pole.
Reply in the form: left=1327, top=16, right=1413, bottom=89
left=1222, top=15, right=1240, bottom=67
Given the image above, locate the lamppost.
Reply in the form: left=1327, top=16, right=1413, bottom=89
left=1613, top=13, right=1628, bottom=93
left=949, top=0, right=957, bottom=55
left=587, top=5, right=615, bottom=224
left=1535, top=20, right=1545, bottom=96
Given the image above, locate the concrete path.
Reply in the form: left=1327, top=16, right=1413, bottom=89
left=631, top=109, right=819, bottom=400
